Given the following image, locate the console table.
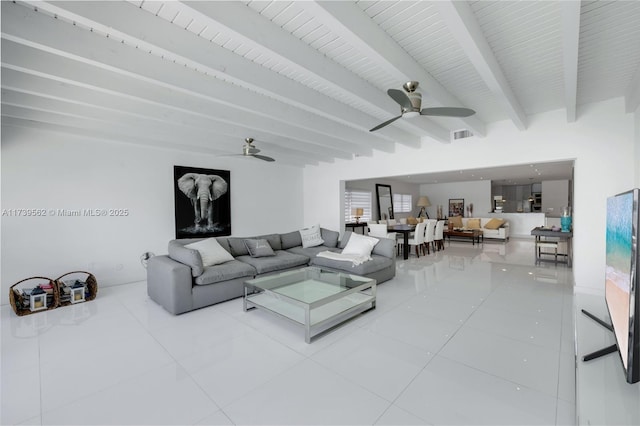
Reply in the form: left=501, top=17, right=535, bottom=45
left=345, top=222, right=367, bottom=234
left=531, top=227, right=572, bottom=267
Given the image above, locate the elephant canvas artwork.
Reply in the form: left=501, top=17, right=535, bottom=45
left=174, top=166, right=231, bottom=238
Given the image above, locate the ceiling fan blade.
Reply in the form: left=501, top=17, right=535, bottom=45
left=370, top=115, right=403, bottom=132
left=420, top=107, right=476, bottom=117
left=253, top=154, right=275, bottom=162
left=387, top=89, right=412, bottom=109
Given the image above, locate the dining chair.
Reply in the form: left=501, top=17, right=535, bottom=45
left=368, top=223, right=398, bottom=252
left=367, top=223, right=389, bottom=238
left=387, top=219, right=397, bottom=225
left=399, top=218, right=407, bottom=224
left=423, top=219, right=437, bottom=254
left=402, top=221, right=426, bottom=257
left=434, top=220, right=445, bottom=251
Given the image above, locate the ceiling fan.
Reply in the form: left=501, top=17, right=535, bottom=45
left=232, top=138, right=275, bottom=162
left=370, top=81, right=476, bottom=132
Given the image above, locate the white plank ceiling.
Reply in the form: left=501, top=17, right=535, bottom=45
left=2, top=0, right=640, bottom=168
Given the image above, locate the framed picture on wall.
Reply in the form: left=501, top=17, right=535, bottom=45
left=448, top=198, right=464, bottom=217
left=174, top=165, right=231, bottom=239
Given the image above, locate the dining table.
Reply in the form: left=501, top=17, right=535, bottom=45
left=387, top=224, right=415, bottom=260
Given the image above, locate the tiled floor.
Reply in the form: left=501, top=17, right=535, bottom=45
left=1, top=238, right=576, bottom=425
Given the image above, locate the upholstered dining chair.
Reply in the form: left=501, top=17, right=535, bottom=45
left=399, top=218, right=407, bottom=224
left=423, top=219, right=437, bottom=254
left=434, top=220, right=445, bottom=251
left=387, top=219, right=397, bottom=225
left=368, top=223, right=397, bottom=251
left=400, top=221, right=426, bottom=257
left=367, top=223, right=389, bottom=238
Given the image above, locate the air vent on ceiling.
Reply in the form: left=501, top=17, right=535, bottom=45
left=451, top=129, right=473, bottom=141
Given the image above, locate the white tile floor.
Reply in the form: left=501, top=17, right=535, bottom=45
left=1, top=238, right=576, bottom=425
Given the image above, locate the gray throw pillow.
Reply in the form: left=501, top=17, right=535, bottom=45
left=244, top=239, right=276, bottom=258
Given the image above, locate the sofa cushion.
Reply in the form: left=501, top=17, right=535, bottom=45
left=449, top=216, right=463, bottom=227
left=287, top=245, right=341, bottom=258
left=185, top=238, right=235, bottom=267
left=371, top=237, right=395, bottom=258
left=311, top=254, right=394, bottom=276
left=194, top=260, right=257, bottom=285
left=235, top=250, right=309, bottom=275
left=320, top=228, right=340, bottom=248
left=467, top=218, right=481, bottom=229
left=168, top=240, right=204, bottom=277
left=255, top=233, right=282, bottom=251
left=227, top=237, right=250, bottom=257
left=339, top=231, right=353, bottom=249
left=280, top=231, right=303, bottom=249
left=244, top=239, right=276, bottom=257
left=215, top=238, right=232, bottom=254
left=484, top=218, right=505, bottom=229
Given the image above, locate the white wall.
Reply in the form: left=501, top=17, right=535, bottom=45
left=541, top=180, right=570, bottom=217
left=420, top=180, right=492, bottom=217
left=1, top=126, right=304, bottom=305
left=303, top=98, right=638, bottom=294
left=346, top=177, right=421, bottom=222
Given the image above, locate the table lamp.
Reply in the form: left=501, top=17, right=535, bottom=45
left=417, top=196, right=431, bottom=219
left=353, top=208, right=364, bottom=224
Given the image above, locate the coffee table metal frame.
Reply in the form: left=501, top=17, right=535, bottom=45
left=243, top=267, right=376, bottom=343
left=444, top=229, right=483, bottom=245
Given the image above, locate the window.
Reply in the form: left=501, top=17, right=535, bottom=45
left=344, top=190, right=372, bottom=222
left=393, top=193, right=413, bottom=213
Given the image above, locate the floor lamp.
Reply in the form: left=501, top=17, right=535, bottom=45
left=417, top=196, right=431, bottom=219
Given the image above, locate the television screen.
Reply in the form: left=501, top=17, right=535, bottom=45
left=605, top=188, right=640, bottom=383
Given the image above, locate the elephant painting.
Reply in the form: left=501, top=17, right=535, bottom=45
left=174, top=166, right=231, bottom=238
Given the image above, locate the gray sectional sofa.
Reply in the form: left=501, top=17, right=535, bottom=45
left=147, top=228, right=396, bottom=314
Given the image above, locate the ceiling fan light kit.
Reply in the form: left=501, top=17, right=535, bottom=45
left=370, top=81, right=476, bottom=132
left=239, top=138, right=275, bottom=162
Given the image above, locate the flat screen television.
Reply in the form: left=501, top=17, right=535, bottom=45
left=605, top=188, right=640, bottom=383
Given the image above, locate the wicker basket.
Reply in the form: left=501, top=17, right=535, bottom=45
left=55, top=271, right=98, bottom=307
left=9, top=276, right=60, bottom=316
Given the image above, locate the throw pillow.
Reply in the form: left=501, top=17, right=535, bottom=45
left=341, top=233, right=379, bottom=257
left=449, top=216, right=463, bottom=228
left=185, top=238, right=234, bottom=267
left=320, top=228, right=340, bottom=248
left=467, top=218, right=481, bottom=229
left=243, top=239, right=276, bottom=257
left=299, top=224, right=324, bottom=248
left=484, top=218, right=505, bottom=229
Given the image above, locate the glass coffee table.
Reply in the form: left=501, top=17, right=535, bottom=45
left=244, top=267, right=376, bottom=343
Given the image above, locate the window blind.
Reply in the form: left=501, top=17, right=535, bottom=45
left=393, top=193, right=413, bottom=213
left=345, top=190, right=372, bottom=222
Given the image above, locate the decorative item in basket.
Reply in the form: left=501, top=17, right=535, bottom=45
left=55, top=271, right=98, bottom=307
left=9, top=277, right=60, bottom=316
